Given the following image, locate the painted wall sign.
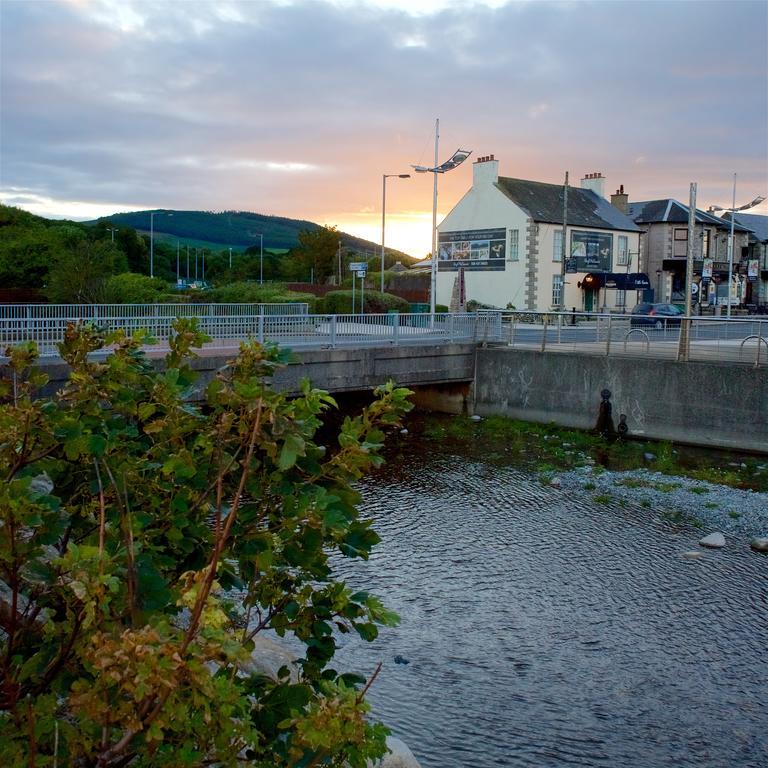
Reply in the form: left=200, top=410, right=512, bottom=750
left=438, top=228, right=506, bottom=271
left=570, top=231, right=613, bottom=272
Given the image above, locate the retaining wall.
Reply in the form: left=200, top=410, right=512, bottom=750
left=473, top=348, right=768, bottom=454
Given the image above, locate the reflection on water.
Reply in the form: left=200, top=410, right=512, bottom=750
left=332, top=451, right=768, bottom=768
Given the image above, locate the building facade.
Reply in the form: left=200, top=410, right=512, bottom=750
left=723, top=212, right=768, bottom=308
left=627, top=199, right=751, bottom=307
left=436, top=158, right=642, bottom=312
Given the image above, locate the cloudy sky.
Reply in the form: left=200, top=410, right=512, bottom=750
left=1, top=0, right=766, bottom=256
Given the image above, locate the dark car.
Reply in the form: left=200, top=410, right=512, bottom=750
left=630, top=302, right=685, bottom=329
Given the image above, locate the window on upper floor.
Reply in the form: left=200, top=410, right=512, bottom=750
left=553, top=230, right=563, bottom=262
left=673, top=228, right=688, bottom=257
left=509, top=229, right=519, bottom=261
left=617, top=235, right=629, bottom=266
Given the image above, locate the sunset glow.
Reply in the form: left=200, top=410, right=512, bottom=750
left=1, top=0, right=765, bottom=258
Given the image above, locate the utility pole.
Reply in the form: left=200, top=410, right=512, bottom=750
left=678, top=182, right=697, bottom=362
left=430, top=118, right=439, bottom=315
left=560, top=171, right=569, bottom=310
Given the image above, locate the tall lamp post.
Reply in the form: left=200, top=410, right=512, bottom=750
left=257, top=234, right=264, bottom=284
left=708, top=176, right=765, bottom=318
left=106, top=226, right=119, bottom=242
left=412, top=119, right=472, bottom=314
left=149, top=210, right=173, bottom=279
left=381, top=173, right=410, bottom=294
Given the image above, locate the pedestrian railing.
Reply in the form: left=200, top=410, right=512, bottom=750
left=0, top=308, right=503, bottom=358
left=500, top=310, right=768, bottom=366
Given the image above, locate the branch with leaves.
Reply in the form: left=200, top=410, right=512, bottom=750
left=0, top=319, right=412, bottom=767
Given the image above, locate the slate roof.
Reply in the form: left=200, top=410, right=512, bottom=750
left=495, top=177, right=640, bottom=232
left=724, top=212, right=768, bottom=242
left=628, top=199, right=750, bottom=232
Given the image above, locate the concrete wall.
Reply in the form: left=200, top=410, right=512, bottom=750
left=25, top=344, right=477, bottom=401
left=473, top=348, right=768, bottom=453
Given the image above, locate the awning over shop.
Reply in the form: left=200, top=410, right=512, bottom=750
left=581, top=272, right=651, bottom=290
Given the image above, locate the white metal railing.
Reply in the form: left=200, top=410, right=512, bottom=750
left=0, top=302, right=309, bottom=320
left=0, top=310, right=503, bottom=358
left=500, top=310, right=768, bottom=366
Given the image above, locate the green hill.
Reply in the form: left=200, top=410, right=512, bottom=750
left=92, top=209, right=415, bottom=262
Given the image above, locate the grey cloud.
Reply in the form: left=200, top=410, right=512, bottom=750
left=1, top=0, right=766, bottom=218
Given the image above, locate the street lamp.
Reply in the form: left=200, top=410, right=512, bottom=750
left=149, top=210, right=173, bottom=279
left=106, top=226, right=119, bottom=242
left=381, top=173, right=410, bottom=294
left=257, top=234, right=264, bottom=284
left=412, top=118, right=471, bottom=314
left=708, top=176, right=764, bottom=318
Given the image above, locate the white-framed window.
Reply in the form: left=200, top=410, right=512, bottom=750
left=552, top=274, right=563, bottom=307
left=617, top=235, right=629, bottom=266
left=553, top=230, right=563, bottom=262
left=509, top=229, right=519, bottom=261
left=616, top=289, right=626, bottom=307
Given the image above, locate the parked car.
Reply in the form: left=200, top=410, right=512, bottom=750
left=630, top=302, right=685, bottom=329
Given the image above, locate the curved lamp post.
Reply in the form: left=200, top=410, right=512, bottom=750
left=412, top=119, right=471, bottom=314
left=709, top=176, right=765, bottom=318
left=381, top=173, right=410, bottom=294
left=150, top=210, right=173, bottom=279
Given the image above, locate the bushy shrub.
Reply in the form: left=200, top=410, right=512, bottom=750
left=205, top=281, right=318, bottom=309
left=0, top=323, right=412, bottom=766
left=104, top=272, right=169, bottom=304
left=322, top=290, right=409, bottom=314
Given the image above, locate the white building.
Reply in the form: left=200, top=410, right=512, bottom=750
left=436, top=157, right=643, bottom=311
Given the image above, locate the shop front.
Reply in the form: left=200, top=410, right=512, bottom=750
left=579, top=272, right=651, bottom=311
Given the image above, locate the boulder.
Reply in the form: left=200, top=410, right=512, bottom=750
left=239, top=634, right=300, bottom=683
left=549, top=477, right=562, bottom=489
left=699, top=532, right=726, bottom=549
left=749, top=537, right=768, bottom=553
left=368, top=736, right=422, bottom=768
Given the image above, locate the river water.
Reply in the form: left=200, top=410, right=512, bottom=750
left=332, top=441, right=768, bottom=768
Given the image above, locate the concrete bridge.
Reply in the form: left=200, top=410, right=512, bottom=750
left=4, top=306, right=766, bottom=454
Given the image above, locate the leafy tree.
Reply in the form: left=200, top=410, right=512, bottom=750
left=291, top=226, right=341, bottom=284
left=45, top=239, right=129, bottom=303
left=0, top=322, right=412, bottom=766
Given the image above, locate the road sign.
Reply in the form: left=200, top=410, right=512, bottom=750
left=349, top=262, right=366, bottom=272
left=357, top=270, right=366, bottom=279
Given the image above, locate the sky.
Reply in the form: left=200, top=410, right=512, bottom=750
left=1, top=0, right=767, bottom=258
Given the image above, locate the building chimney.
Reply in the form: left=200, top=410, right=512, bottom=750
left=473, top=154, right=499, bottom=186
left=581, top=171, right=606, bottom=199
left=610, top=184, right=629, bottom=214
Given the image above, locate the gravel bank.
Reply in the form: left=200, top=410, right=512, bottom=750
left=557, top=465, right=768, bottom=539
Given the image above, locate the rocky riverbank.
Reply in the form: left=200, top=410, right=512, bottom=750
left=553, top=464, right=768, bottom=541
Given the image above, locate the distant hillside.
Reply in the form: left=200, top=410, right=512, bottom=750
left=93, top=209, right=415, bottom=262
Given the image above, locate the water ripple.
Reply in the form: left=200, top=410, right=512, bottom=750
left=332, top=451, right=768, bottom=768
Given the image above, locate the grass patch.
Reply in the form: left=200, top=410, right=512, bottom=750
left=594, top=494, right=612, bottom=505
left=418, top=414, right=767, bottom=492
left=583, top=481, right=596, bottom=491
left=688, top=486, right=710, bottom=495
left=615, top=477, right=650, bottom=489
